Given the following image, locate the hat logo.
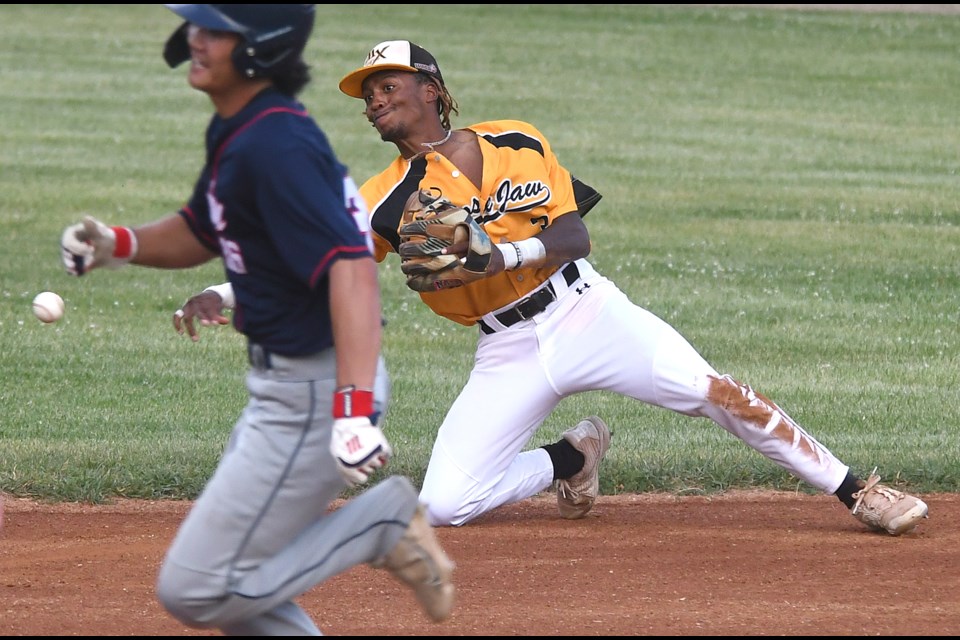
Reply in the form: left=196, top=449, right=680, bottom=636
left=364, top=44, right=391, bottom=67
left=413, top=62, right=439, bottom=75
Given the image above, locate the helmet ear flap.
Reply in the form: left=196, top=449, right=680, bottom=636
left=231, top=41, right=259, bottom=79
left=162, top=20, right=258, bottom=78
left=230, top=35, right=307, bottom=80
left=163, top=22, right=191, bottom=69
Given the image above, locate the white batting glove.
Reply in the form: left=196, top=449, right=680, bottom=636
left=330, top=385, right=390, bottom=486
left=331, top=416, right=393, bottom=487
left=61, top=215, right=138, bottom=276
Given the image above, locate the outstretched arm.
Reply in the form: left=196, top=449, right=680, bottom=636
left=62, top=213, right=216, bottom=276
left=129, top=214, right=217, bottom=269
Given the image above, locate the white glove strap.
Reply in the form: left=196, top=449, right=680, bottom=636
left=203, top=282, right=236, bottom=309
left=496, top=238, right=546, bottom=270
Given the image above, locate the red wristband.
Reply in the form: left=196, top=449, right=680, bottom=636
left=112, top=226, right=135, bottom=259
left=333, top=386, right=374, bottom=418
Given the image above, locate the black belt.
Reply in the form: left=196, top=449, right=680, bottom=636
left=478, top=262, right=580, bottom=335
left=248, top=343, right=273, bottom=369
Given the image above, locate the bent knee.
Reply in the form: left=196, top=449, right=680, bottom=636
left=156, top=561, right=224, bottom=629
left=419, top=490, right=480, bottom=527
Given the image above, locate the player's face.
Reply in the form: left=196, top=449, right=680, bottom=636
left=184, top=25, right=243, bottom=95
left=361, top=72, right=435, bottom=144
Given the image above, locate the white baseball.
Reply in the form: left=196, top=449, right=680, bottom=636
left=33, top=291, right=65, bottom=323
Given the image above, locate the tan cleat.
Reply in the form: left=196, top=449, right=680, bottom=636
left=555, top=416, right=612, bottom=520
left=374, top=503, right=455, bottom=622
left=851, top=469, right=929, bottom=536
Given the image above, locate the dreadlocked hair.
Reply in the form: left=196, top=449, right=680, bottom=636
left=416, top=74, right=459, bottom=131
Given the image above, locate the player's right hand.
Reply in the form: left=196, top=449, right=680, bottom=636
left=61, top=216, right=137, bottom=276
left=331, top=416, right=392, bottom=487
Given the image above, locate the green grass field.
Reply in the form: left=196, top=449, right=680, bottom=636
left=2, top=4, right=959, bottom=502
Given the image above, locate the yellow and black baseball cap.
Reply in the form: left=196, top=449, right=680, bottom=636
left=338, top=40, right=443, bottom=98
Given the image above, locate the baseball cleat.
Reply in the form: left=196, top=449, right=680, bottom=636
left=555, top=416, right=612, bottom=519
left=373, top=503, right=455, bottom=622
left=850, top=468, right=929, bottom=535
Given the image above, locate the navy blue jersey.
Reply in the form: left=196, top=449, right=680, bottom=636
left=178, top=88, right=371, bottom=356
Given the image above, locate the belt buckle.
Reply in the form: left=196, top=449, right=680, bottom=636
left=515, top=287, right=554, bottom=320
left=513, top=296, right=538, bottom=320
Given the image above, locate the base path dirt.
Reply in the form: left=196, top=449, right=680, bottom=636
left=1, top=491, right=957, bottom=636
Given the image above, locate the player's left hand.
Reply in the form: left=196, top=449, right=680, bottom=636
left=331, top=416, right=392, bottom=486
left=398, top=189, right=493, bottom=292
left=330, top=385, right=390, bottom=486
left=174, top=290, right=231, bottom=342
left=449, top=238, right=504, bottom=276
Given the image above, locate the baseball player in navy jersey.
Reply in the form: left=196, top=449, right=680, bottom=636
left=58, top=8, right=452, bottom=635
left=187, top=39, right=929, bottom=537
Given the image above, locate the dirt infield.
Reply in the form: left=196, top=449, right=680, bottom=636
left=2, top=491, right=957, bottom=636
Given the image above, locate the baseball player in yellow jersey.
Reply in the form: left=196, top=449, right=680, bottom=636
left=184, top=39, right=929, bottom=536
left=339, top=39, right=929, bottom=534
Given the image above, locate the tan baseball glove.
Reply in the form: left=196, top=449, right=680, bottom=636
left=398, top=188, right=492, bottom=292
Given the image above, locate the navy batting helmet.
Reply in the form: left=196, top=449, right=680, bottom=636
left=163, top=4, right=315, bottom=79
